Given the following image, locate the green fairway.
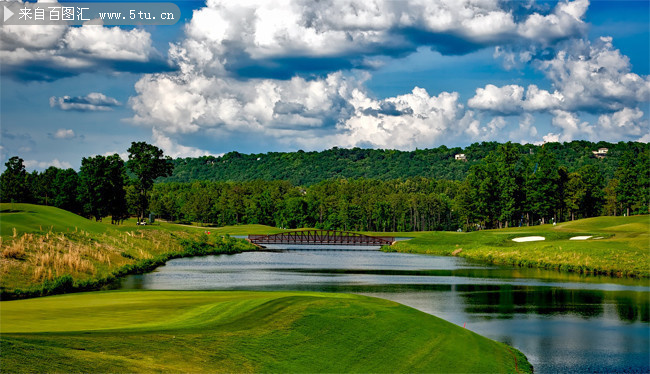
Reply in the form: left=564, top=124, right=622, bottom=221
left=0, top=203, right=109, bottom=237
left=387, top=215, right=650, bottom=277
left=0, top=290, right=531, bottom=373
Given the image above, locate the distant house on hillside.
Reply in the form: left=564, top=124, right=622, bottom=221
left=454, top=154, right=467, bottom=161
left=592, top=148, right=608, bottom=158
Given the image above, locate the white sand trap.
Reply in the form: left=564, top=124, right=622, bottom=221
left=593, top=237, right=604, bottom=240
left=512, top=236, right=545, bottom=242
left=570, top=236, right=593, bottom=240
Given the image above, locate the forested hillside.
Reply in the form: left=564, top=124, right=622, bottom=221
left=161, top=141, right=639, bottom=185
left=3, top=141, right=648, bottom=232
left=149, top=141, right=649, bottom=231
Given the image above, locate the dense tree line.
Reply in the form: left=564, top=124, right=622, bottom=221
left=162, top=141, right=641, bottom=185
left=1, top=141, right=648, bottom=231
left=0, top=142, right=172, bottom=224
left=148, top=142, right=648, bottom=231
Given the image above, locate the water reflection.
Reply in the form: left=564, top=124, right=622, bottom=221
left=458, top=285, right=604, bottom=319
left=120, top=249, right=649, bottom=373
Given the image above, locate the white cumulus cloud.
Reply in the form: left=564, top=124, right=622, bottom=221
left=334, top=87, right=476, bottom=149
left=152, top=128, right=218, bottom=158
left=467, top=84, right=524, bottom=114
left=596, top=108, right=647, bottom=140
left=537, top=36, right=650, bottom=112
left=127, top=0, right=647, bottom=151
left=62, top=26, right=154, bottom=62
left=168, top=0, right=589, bottom=79
left=549, top=109, right=594, bottom=142
left=0, top=1, right=161, bottom=81
left=517, top=0, right=589, bottom=46
left=52, top=129, right=75, bottom=139
left=468, top=84, right=564, bottom=114
left=129, top=71, right=362, bottom=135
left=24, top=159, right=72, bottom=170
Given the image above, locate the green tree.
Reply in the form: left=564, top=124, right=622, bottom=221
left=0, top=156, right=30, bottom=203
left=495, top=142, right=524, bottom=228
left=37, top=167, right=60, bottom=206
left=603, top=178, right=620, bottom=216
left=564, top=172, right=585, bottom=221
left=127, top=142, right=174, bottom=222
left=106, top=154, right=129, bottom=224
left=556, top=166, right=569, bottom=221
left=577, top=164, right=605, bottom=218
left=634, top=148, right=650, bottom=214
left=615, top=151, right=638, bottom=216
left=52, top=169, right=80, bottom=213
left=453, top=181, right=476, bottom=230
left=466, top=155, right=500, bottom=228
left=278, top=197, right=309, bottom=228
left=78, top=154, right=127, bottom=222
left=526, top=146, right=560, bottom=225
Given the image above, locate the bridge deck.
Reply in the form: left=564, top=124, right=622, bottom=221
left=248, top=230, right=394, bottom=246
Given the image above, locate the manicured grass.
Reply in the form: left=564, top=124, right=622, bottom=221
left=0, top=203, right=210, bottom=237
left=0, top=290, right=531, bottom=373
left=0, top=203, right=109, bottom=236
left=386, top=216, right=650, bottom=277
left=0, top=204, right=257, bottom=297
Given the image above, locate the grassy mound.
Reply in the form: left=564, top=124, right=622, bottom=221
left=0, top=290, right=531, bottom=373
left=0, top=203, right=108, bottom=237
left=0, top=204, right=256, bottom=297
left=386, top=215, right=650, bottom=277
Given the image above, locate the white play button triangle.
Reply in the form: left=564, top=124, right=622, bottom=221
left=4, top=6, right=14, bottom=22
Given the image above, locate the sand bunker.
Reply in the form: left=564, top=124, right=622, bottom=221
left=569, top=236, right=593, bottom=240
left=512, top=236, right=545, bottom=242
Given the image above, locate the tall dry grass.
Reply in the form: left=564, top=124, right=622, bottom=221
left=2, top=227, right=192, bottom=289
left=0, top=231, right=111, bottom=281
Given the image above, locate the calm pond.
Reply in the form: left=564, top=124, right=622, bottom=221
left=120, top=249, right=650, bottom=373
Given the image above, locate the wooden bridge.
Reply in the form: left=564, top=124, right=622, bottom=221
left=248, top=230, right=395, bottom=247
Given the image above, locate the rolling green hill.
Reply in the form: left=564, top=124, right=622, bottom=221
left=0, top=203, right=108, bottom=237
left=0, top=290, right=532, bottom=373
left=161, top=141, right=646, bottom=185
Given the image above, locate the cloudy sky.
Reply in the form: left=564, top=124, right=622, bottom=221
left=1, top=0, right=648, bottom=170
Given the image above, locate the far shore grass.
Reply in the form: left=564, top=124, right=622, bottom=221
left=183, top=216, right=650, bottom=278
left=0, top=290, right=531, bottom=373
left=384, top=215, right=650, bottom=278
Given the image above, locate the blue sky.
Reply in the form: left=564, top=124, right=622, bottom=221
left=1, top=0, right=648, bottom=170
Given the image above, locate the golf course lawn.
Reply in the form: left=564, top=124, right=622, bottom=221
left=0, top=290, right=532, bottom=373
left=384, top=215, right=650, bottom=277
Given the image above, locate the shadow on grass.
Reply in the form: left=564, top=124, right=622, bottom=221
left=0, top=209, right=33, bottom=213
